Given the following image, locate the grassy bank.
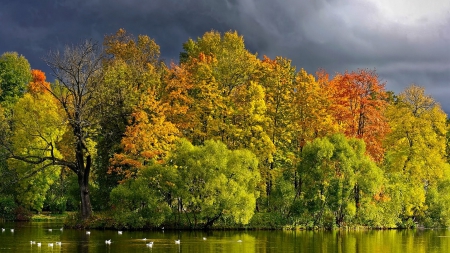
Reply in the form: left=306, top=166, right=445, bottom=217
left=31, top=212, right=70, bottom=222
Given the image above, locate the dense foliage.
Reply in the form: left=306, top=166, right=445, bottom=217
left=0, top=30, right=449, bottom=229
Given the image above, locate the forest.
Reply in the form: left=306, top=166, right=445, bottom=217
left=0, top=29, right=449, bottom=230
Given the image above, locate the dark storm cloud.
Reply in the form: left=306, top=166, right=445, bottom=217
left=1, top=0, right=449, bottom=112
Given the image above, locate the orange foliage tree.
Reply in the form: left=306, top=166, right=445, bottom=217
left=322, top=69, right=390, bottom=162
left=28, top=69, right=51, bottom=94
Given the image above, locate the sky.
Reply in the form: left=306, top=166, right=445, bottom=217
left=1, top=0, right=449, bottom=112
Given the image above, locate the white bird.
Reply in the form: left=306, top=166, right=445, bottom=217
left=48, top=229, right=52, bottom=232
left=118, top=231, right=122, bottom=235
left=203, top=237, right=207, bottom=240
left=146, top=242, right=153, bottom=247
left=86, top=231, right=91, bottom=235
left=1, top=228, right=5, bottom=232
left=37, top=242, right=41, bottom=247
left=60, top=227, right=64, bottom=231
left=10, top=229, right=14, bottom=232
left=105, top=239, right=111, bottom=244
left=142, top=238, right=147, bottom=241
left=237, top=240, right=242, bottom=243
left=30, top=241, right=36, bottom=244
left=175, top=239, right=181, bottom=244
left=48, top=243, right=54, bottom=247
left=56, top=242, right=62, bottom=246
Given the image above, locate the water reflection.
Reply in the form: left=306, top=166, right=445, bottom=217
left=0, top=221, right=449, bottom=253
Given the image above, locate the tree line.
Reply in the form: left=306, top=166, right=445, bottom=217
left=0, top=29, right=449, bottom=229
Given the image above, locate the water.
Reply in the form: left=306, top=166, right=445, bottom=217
left=0, top=221, right=449, bottom=252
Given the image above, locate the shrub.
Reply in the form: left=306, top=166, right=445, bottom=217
left=0, top=195, right=16, bottom=220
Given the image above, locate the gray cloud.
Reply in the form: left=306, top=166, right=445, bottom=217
left=1, top=0, right=449, bottom=112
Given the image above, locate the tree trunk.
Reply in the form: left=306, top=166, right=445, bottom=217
left=76, top=148, right=92, bottom=219
left=78, top=170, right=92, bottom=219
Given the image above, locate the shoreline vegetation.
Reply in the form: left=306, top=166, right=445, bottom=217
left=1, top=29, right=450, bottom=231
left=23, top=212, right=425, bottom=231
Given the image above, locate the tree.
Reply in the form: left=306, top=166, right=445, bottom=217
left=170, top=139, right=260, bottom=229
left=0, top=52, right=32, bottom=105
left=384, top=84, right=450, bottom=222
left=94, top=29, right=164, bottom=207
left=4, top=41, right=104, bottom=219
left=298, top=134, right=384, bottom=227
left=7, top=72, right=66, bottom=211
left=323, top=69, right=389, bottom=162
left=179, top=31, right=274, bottom=203
left=102, top=29, right=179, bottom=181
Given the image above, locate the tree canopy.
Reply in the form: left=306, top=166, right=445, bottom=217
left=0, top=30, right=449, bottom=229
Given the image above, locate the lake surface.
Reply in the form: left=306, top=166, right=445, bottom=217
left=0, top=221, right=449, bottom=252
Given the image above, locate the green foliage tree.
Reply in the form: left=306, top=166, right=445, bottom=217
left=298, top=134, right=384, bottom=228
left=170, top=139, right=260, bottom=229
left=109, top=162, right=172, bottom=229
left=6, top=82, right=66, bottom=211
left=0, top=52, right=32, bottom=106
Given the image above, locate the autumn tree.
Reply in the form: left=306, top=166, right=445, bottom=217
left=179, top=31, right=275, bottom=207
left=384, top=84, right=450, bottom=223
left=180, top=31, right=274, bottom=158
left=164, top=53, right=221, bottom=145
left=101, top=29, right=179, bottom=183
left=323, top=69, right=389, bottom=161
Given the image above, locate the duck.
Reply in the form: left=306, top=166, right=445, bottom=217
left=105, top=239, right=112, bottom=244
left=10, top=229, right=14, bottom=232
left=146, top=242, right=154, bottom=247
left=237, top=240, right=243, bottom=243
left=203, top=237, right=207, bottom=240
left=37, top=242, right=41, bottom=247
left=48, top=243, right=54, bottom=247
left=86, top=231, right=91, bottom=235
left=118, top=231, right=122, bottom=235
left=1, top=228, right=5, bottom=232
left=56, top=242, right=62, bottom=246
left=30, top=241, right=36, bottom=244
left=175, top=239, right=181, bottom=244
left=48, top=228, right=52, bottom=232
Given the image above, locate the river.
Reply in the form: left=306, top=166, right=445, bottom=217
left=0, top=221, right=449, bottom=252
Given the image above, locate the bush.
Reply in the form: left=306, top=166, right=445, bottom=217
left=14, top=205, right=32, bottom=221
left=0, top=195, right=16, bottom=220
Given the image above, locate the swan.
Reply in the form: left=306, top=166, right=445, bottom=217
left=1, top=228, right=5, bottom=232
left=86, top=231, right=91, bottom=235
left=203, top=237, right=207, bottom=240
left=48, top=229, right=52, bottom=232
left=105, top=239, right=111, bottom=244
left=30, top=241, right=36, bottom=244
left=10, top=229, right=14, bottom=232
left=237, top=240, right=242, bottom=243
left=175, top=239, right=181, bottom=244
left=118, top=231, right=122, bottom=235
left=56, top=242, right=62, bottom=246
left=146, top=242, right=153, bottom=247
left=37, top=242, right=41, bottom=247
left=48, top=243, right=53, bottom=247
